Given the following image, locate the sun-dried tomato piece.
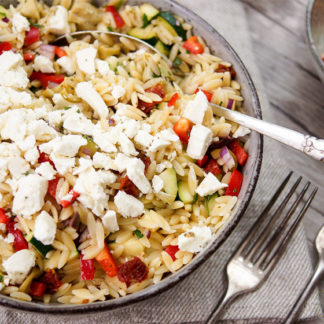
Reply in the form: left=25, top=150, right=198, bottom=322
left=117, top=257, right=148, bottom=287
left=204, top=159, right=222, bottom=176
left=39, top=269, right=62, bottom=293
left=140, top=156, right=151, bottom=173
left=119, top=176, right=139, bottom=197
left=216, top=63, right=236, bottom=79
left=137, top=83, right=165, bottom=114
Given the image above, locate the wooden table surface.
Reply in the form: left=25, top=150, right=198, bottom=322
left=241, top=0, right=324, bottom=318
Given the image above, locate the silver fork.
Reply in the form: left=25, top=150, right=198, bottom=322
left=206, top=172, right=318, bottom=323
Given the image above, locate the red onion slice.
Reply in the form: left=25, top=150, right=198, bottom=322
left=220, top=146, right=235, bottom=169
left=2, top=17, right=9, bottom=23
left=39, top=44, right=55, bottom=60
left=226, top=98, right=234, bottom=110
left=80, top=146, right=92, bottom=156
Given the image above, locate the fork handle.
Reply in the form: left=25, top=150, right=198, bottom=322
left=284, top=257, right=324, bottom=323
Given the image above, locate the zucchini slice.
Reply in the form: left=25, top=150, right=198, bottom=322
left=155, top=40, right=170, bottom=56
left=140, top=3, right=159, bottom=21
left=178, top=181, right=194, bottom=204
left=156, top=16, right=178, bottom=38
left=128, top=25, right=156, bottom=40
left=159, top=11, right=187, bottom=40
left=206, top=193, right=220, bottom=216
left=159, top=168, right=178, bottom=198
left=29, top=236, right=53, bottom=257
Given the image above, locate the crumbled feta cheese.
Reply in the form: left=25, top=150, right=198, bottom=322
left=7, top=157, right=30, bottom=178
left=232, top=125, right=251, bottom=138
left=196, top=172, right=228, bottom=197
left=92, top=129, right=117, bottom=153
left=118, top=132, right=138, bottom=156
left=34, top=211, right=56, bottom=245
left=114, top=153, right=132, bottom=172
left=152, top=175, right=164, bottom=193
left=121, top=119, right=140, bottom=139
left=12, top=12, right=30, bottom=33
left=75, top=81, right=108, bottom=119
left=48, top=110, right=63, bottom=126
left=47, top=5, right=70, bottom=35
left=63, top=113, right=94, bottom=135
left=93, top=152, right=117, bottom=170
left=0, top=51, right=22, bottom=72
left=12, top=174, right=48, bottom=218
left=149, top=138, right=170, bottom=152
left=156, top=162, right=168, bottom=173
left=76, top=47, right=97, bottom=75
left=24, top=147, right=40, bottom=165
left=127, top=158, right=152, bottom=194
left=28, top=120, right=58, bottom=141
left=4, top=233, right=15, bottom=244
left=0, top=86, right=32, bottom=112
left=52, top=93, right=72, bottom=108
left=56, top=56, right=75, bottom=75
left=158, top=129, right=179, bottom=142
left=186, top=124, right=213, bottom=160
left=111, top=85, right=125, bottom=100
left=35, top=162, right=56, bottom=180
left=3, top=249, right=35, bottom=284
left=49, top=155, right=75, bottom=175
left=98, top=170, right=117, bottom=185
left=17, top=135, right=36, bottom=151
left=178, top=226, right=212, bottom=253
left=183, top=90, right=209, bottom=124
left=95, top=59, right=113, bottom=76
left=102, top=210, right=119, bottom=232
left=114, top=191, right=144, bottom=218
left=134, top=130, right=153, bottom=148
left=34, top=55, right=55, bottom=73
left=72, top=158, right=92, bottom=175
left=141, top=123, right=152, bottom=133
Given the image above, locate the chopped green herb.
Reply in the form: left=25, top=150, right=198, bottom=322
left=30, top=86, right=38, bottom=93
left=133, top=229, right=144, bottom=239
left=173, top=57, right=182, bottom=68
left=186, top=50, right=190, bottom=54
left=233, top=188, right=237, bottom=193
left=0, top=274, right=3, bottom=282
left=83, top=135, right=94, bottom=143
left=77, top=109, right=80, bottom=113
left=115, top=0, right=125, bottom=10
left=219, top=101, right=223, bottom=106
left=0, top=12, right=6, bottom=17
left=107, top=26, right=113, bottom=32
left=63, top=106, right=71, bottom=110
left=142, top=14, right=149, bottom=28
left=29, top=21, right=42, bottom=28
left=152, top=73, right=160, bottom=78
left=24, top=171, right=29, bottom=176
left=192, top=193, right=198, bottom=204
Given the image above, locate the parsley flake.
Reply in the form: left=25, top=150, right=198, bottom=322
left=133, top=229, right=144, bottom=239
left=63, top=106, right=71, bottom=110
left=107, top=26, right=113, bottom=32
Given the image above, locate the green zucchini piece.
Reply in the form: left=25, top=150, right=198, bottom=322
left=128, top=25, right=156, bottom=40
left=155, top=40, right=170, bottom=56
left=159, top=168, right=178, bottom=197
left=140, top=3, right=159, bottom=21
left=145, top=37, right=158, bottom=46
left=29, top=236, right=53, bottom=257
left=206, top=193, right=220, bottom=215
left=156, top=16, right=178, bottom=37
left=159, top=11, right=187, bottom=40
left=178, top=181, right=194, bottom=204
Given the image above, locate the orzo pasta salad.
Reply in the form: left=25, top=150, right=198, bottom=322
left=0, top=0, right=250, bottom=304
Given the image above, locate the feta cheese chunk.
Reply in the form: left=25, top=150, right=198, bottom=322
left=52, top=93, right=72, bottom=108
left=34, top=211, right=56, bottom=245
left=76, top=47, right=97, bottom=75
left=134, top=130, right=153, bottom=148
left=92, top=129, right=117, bottom=153
left=114, top=191, right=144, bottom=218
left=50, top=156, right=75, bottom=175
left=12, top=174, right=48, bottom=219
left=117, top=132, right=137, bottom=156
left=95, top=59, right=111, bottom=76
left=35, top=161, right=56, bottom=180
left=111, top=85, right=125, bottom=99
left=178, top=226, right=212, bottom=253
left=56, top=56, right=75, bottom=75
left=93, top=152, right=117, bottom=171
left=121, top=119, right=140, bottom=139
left=48, top=6, right=70, bottom=35
left=63, top=113, right=94, bottom=135
left=7, top=157, right=30, bottom=178
left=24, top=147, right=39, bottom=165
left=102, top=210, right=119, bottom=232
left=183, top=90, right=209, bottom=124
left=12, top=13, right=30, bottom=34
left=75, top=82, right=108, bottom=119
left=34, top=55, right=55, bottom=73
left=232, top=125, right=251, bottom=138
left=186, top=124, right=213, bottom=160
left=127, top=158, right=152, bottom=194
left=152, top=175, right=163, bottom=193
left=0, top=86, right=32, bottom=112
left=113, top=153, right=132, bottom=172
left=3, top=249, right=35, bottom=284
left=196, top=172, right=228, bottom=197
left=149, top=138, right=170, bottom=152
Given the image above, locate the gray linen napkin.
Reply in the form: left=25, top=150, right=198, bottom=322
left=0, top=0, right=322, bottom=323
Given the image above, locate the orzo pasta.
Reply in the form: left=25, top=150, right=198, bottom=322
left=0, top=0, right=251, bottom=303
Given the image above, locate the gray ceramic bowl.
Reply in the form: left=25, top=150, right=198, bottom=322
left=306, top=0, right=324, bottom=83
left=0, top=0, right=263, bottom=313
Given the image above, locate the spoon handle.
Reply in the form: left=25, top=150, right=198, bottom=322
left=212, top=105, right=324, bottom=162
left=284, top=257, right=324, bottom=323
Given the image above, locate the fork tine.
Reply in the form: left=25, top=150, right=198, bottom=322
left=234, top=171, right=293, bottom=257
left=254, top=181, right=310, bottom=267
left=263, top=187, right=318, bottom=272
left=244, top=175, right=302, bottom=262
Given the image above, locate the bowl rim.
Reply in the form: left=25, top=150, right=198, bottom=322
left=306, top=0, right=324, bottom=73
left=0, top=0, right=263, bottom=314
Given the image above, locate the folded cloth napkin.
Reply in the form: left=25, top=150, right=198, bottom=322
left=0, top=0, right=322, bottom=323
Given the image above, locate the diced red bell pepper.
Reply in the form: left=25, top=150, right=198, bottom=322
left=60, top=190, right=80, bottom=208
left=30, top=72, right=65, bottom=88
left=225, top=169, right=243, bottom=196
left=229, top=140, right=248, bottom=166
left=30, top=281, right=46, bottom=297
left=47, top=177, right=60, bottom=199
left=54, top=46, right=67, bottom=58
left=95, top=243, right=118, bottom=277
left=204, top=159, right=222, bottom=176
left=183, top=36, right=204, bottom=55
left=8, top=222, right=28, bottom=251
left=105, top=5, right=125, bottom=28
left=195, top=88, right=213, bottom=102
left=173, top=117, right=193, bottom=143
left=168, top=93, right=179, bottom=107
left=0, top=209, right=11, bottom=226
left=80, top=254, right=95, bottom=280
left=165, top=245, right=179, bottom=261
left=24, top=27, right=40, bottom=46
left=23, top=52, right=35, bottom=61
left=0, top=41, right=12, bottom=55
left=197, top=155, right=209, bottom=168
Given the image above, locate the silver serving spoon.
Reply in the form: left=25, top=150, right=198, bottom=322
left=54, top=31, right=324, bottom=162
left=284, top=225, right=324, bottom=323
